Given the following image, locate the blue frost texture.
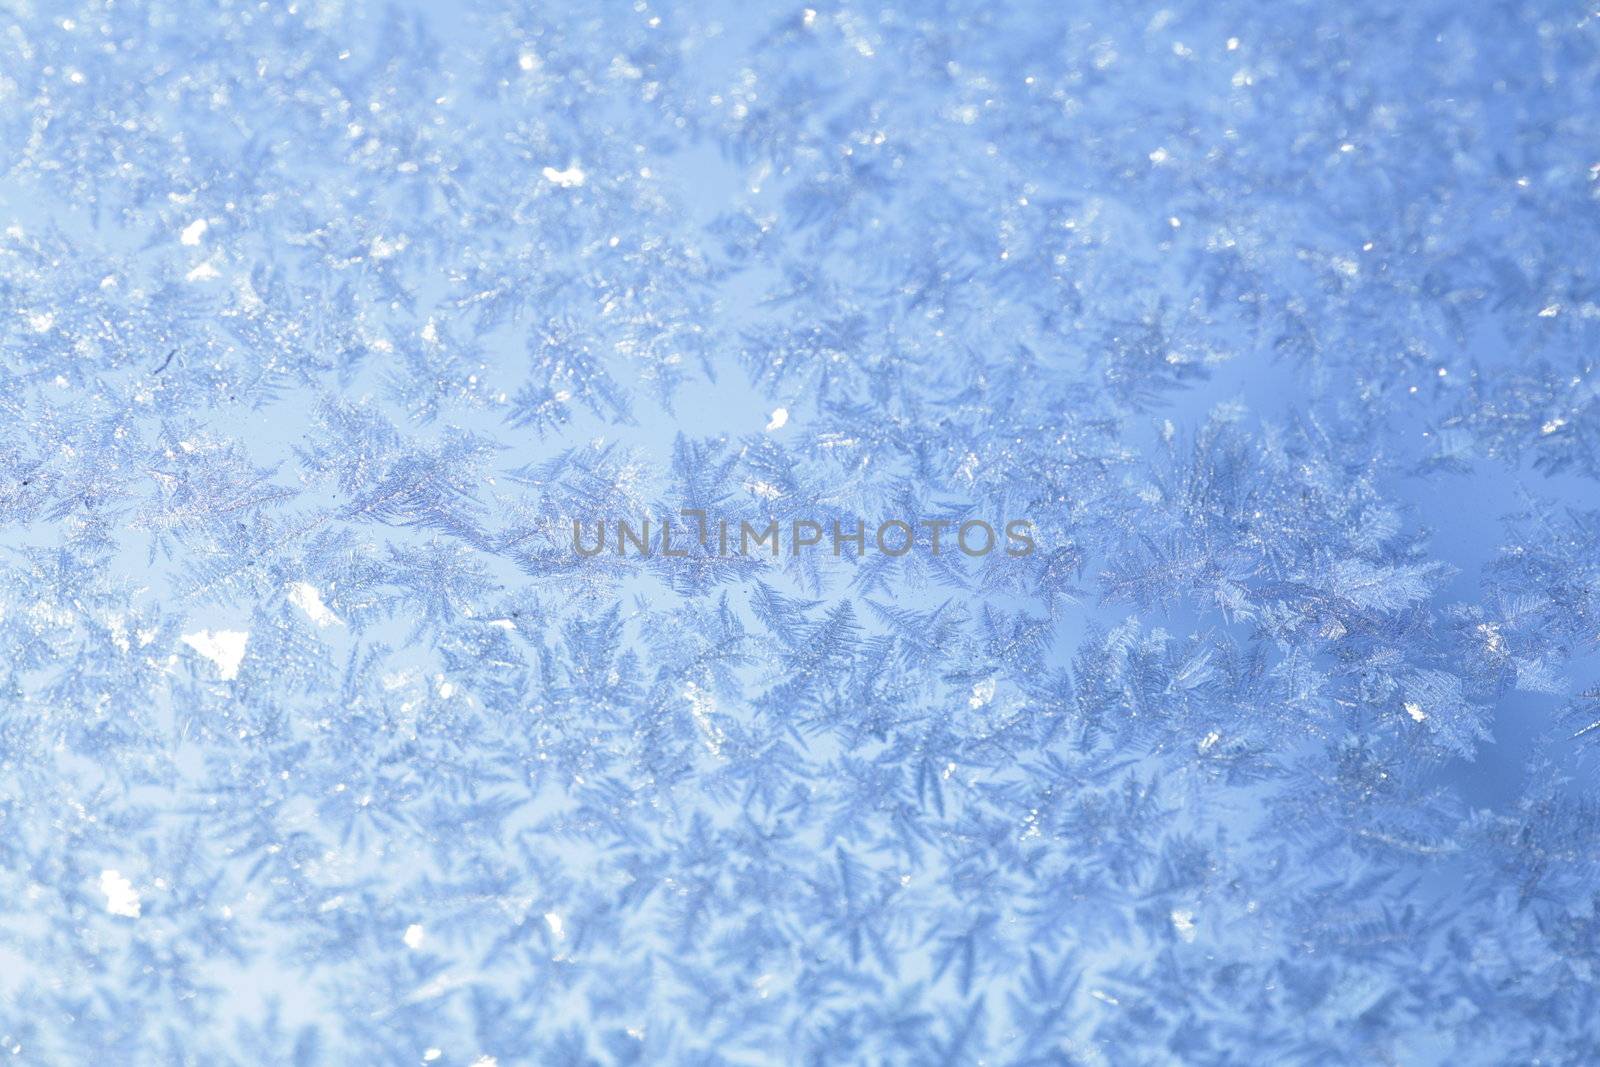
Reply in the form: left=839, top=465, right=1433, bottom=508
left=1, top=0, right=1599, bottom=1064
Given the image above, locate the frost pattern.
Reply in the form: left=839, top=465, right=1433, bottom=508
left=2, top=1, right=1599, bottom=1064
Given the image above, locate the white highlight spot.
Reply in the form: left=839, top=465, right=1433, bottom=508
left=968, top=678, right=995, bottom=708
left=182, top=629, right=249, bottom=680
left=543, top=912, right=565, bottom=940
left=765, top=407, right=789, bottom=431
left=1171, top=908, right=1197, bottom=943
left=99, top=870, right=141, bottom=918
left=423, top=1051, right=441, bottom=1063
left=404, top=924, right=426, bottom=949
left=288, top=582, right=342, bottom=627
left=542, top=164, right=586, bottom=188
left=683, top=681, right=726, bottom=757
left=180, top=218, right=208, bottom=246
left=369, top=234, right=407, bottom=259
left=518, top=53, right=538, bottom=71
left=1405, top=701, right=1427, bottom=723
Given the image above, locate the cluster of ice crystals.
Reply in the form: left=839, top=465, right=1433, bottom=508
left=2, top=0, right=1599, bottom=1063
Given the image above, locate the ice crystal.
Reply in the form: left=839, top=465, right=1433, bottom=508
left=2, top=0, right=1599, bottom=1064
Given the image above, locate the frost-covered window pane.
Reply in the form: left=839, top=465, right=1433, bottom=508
left=2, top=0, right=1598, bottom=1063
